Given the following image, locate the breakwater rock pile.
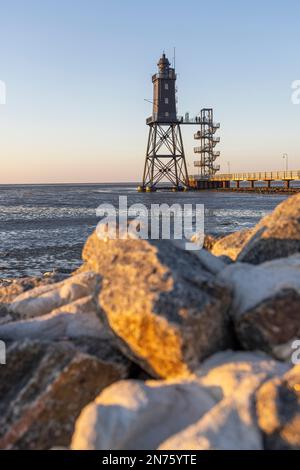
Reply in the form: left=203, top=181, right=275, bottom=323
left=0, top=194, right=300, bottom=450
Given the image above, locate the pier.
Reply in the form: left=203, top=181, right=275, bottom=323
left=189, top=170, right=300, bottom=191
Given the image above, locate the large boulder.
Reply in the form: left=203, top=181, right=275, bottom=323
left=217, top=255, right=300, bottom=357
left=71, top=351, right=289, bottom=450
left=256, top=364, right=300, bottom=449
left=159, top=352, right=288, bottom=450
left=237, top=193, right=300, bottom=264
left=79, top=232, right=232, bottom=378
left=211, top=228, right=254, bottom=261
left=0, top=339, right=131, bottom=450
left=71, top=379, right=217, bottom=450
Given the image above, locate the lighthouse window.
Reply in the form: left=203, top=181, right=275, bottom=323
left=165, top=83, right=169, bottom=90
left=164, top=97, right=169, bottom=104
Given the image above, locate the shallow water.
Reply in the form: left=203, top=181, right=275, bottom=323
left=0, top=183, right=289, bottom=278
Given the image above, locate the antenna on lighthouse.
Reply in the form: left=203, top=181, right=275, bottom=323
left=173, top=47, right=176, bottom=70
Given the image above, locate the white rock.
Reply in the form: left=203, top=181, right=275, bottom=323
left=160, top=397, right=260, bottom=450
left=216, top=256, right=300, bottom=354
left=159, top=351, right=289, bottom=450
left=217, top=254, right=300, bottom=317
left=71, top=379, right=217, bottom=450
left=9, top=272, right=100, bottom=319
left=0, top=295, right=106, bottom=341
left=193, top=248, right=228, bottom=275
left=71, top=351, right=289, bottom=450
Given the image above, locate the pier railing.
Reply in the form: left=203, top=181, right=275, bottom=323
left=210, top=170, right=300, bottom=181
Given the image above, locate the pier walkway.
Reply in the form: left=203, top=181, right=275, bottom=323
left=189, top=170, right=300, bottom=190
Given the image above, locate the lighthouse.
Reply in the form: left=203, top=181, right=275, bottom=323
left=152, top=53, right=177, bottom=122
left=140, top=53, right=189, bottom=191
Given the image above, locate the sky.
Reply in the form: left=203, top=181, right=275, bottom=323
left=0, top=0, right=300, bottom=183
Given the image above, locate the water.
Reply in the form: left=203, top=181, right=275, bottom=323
left=0, top=183, right=289, bottom=278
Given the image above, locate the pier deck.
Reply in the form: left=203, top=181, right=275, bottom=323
left=189, top=170, right=300, bottom=190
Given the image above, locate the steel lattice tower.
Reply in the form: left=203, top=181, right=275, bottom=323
left=193, top=108, right=220, bottom=178
left=140, top=54, right=189, bottom=191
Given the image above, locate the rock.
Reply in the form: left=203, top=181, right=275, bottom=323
left=172, top=240, right=227, bottom=274
left=0, top=271, right=107, bottom=341
left=71, top=351, right=289, bottom=450
left=256, top=364, right=300, bottom=449
left=195, top=350, right=289, bottom=391
left=238, top=193, right=300, bottom=264
left=0, top=274, right=64, bottom=321
left=0, top=295, right=107, bottom=341
left=203, top=234, right=218, bottom=251
left=194, top=249, right=229, bottom=274
left=80, top=232, right=232, bottom=378
left=217, top=255, right=300, bottom=355
left=8, top=271, right=100, bottom=321
left=211, top=228, right=254, bottom=261
left=0, top=273, right=64, bottom=304
left=71, top=379, right=217, bottom=450
left=159, top=351, right=289, bottom=450
left=0, top=339, right=131, bottom=450
left=272, top=340, right=299, bottom=362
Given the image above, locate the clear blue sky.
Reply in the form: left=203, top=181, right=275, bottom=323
left=0, top=0, right=299, bottom=183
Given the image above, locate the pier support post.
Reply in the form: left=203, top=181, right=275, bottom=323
left=236, top=180, right=240, bottom=189
left=249, top=180, right=255, bottom=189
left=284, top=180, right=291, bottom=189
left=266, top=180, right=272, bottom=189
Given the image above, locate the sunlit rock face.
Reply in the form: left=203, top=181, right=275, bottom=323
left=217, top=255, right=300, bottom=358
left=210, top=228, right=254, bottom=262
left=71, top=351, right=289, bottom=451
left=0, top=338, right=131, bottom=450
left=256, top=364, right=300, bottom=450
left=79, top=232, right=232, bottom=378
left=237, top=193, right=300, bottom=264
